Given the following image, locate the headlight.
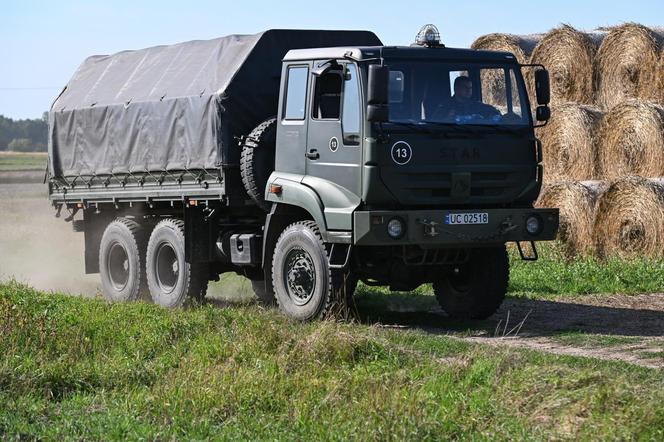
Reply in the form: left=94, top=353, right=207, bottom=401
left=526, top=215, right=542, bottom=235
left=387, top=217, right=405, bottom=239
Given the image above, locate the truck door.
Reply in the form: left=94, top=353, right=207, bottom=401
left=305, top=63, right=362, bottom=196
left=275, top=63, right=311, bottom=175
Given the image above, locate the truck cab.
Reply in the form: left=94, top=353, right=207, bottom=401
left=263, top=29, right=558, bottom=320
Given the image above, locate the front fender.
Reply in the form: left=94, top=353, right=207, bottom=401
left=265, top=172, right=328, bottom=237
left=265, top=172, right=362, bottom=234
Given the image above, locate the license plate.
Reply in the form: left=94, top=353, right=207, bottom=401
left=445, top=212, right=489, bottom=225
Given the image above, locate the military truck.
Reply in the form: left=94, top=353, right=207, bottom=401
left=48, top=26, right=559, bottom=320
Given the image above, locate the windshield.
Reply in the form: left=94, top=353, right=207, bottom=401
left=387, top=61, right=529, bottom=126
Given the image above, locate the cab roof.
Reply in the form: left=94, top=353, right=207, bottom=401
left=283, top=45, right=519, bottom=63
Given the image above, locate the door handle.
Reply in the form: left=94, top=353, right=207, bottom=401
left=305, top=149, right=320, bottom=160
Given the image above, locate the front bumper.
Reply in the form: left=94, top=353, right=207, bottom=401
left=353, top=208, right=559, bottom=246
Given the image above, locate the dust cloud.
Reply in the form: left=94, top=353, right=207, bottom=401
left=0, top=171, right=256, bottom=301
left=0, top=172, right=100, bottom=295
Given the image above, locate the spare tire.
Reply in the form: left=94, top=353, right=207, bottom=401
left=240, top=117, right=277, bottom=211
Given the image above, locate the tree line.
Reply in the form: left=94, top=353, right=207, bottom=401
left=0, top=113, right=48, bottom=152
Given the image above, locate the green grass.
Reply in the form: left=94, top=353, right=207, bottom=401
left=0, top=151, right=47, bottom=171
left=1, top=281, right=663, bottom=440
left=508, top=242, right=664, bottom=298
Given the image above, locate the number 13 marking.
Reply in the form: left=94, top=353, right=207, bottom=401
left=391, top=141, right=412, bottom=165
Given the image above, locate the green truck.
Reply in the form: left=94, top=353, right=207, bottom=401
left=48, top=26, right=558, bottom=320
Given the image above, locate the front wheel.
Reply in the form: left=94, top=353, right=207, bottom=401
left=271, top=221, right=355, bottom=321
left=433, top=246, right=509, bottom=319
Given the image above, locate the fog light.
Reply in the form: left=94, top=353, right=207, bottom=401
left=387, top=218, right=405, bottom=239
left=526, top=215, right=542, bottom=235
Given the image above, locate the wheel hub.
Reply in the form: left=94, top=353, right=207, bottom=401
left=284, top=247, right=316, bottom=306
left=155, top=242, right=179, bottom=294
left=108, top=242, right=130, bottom=291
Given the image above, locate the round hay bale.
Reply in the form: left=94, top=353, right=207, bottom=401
left=657, top=50, right=664, bottom=103
left=593, top=177, right=664, bottom=259
left=471, top=33, right=543, bottom=63
left=596, top=100, right=664, bottom=179
left=529, top=25, right=606, bottom=105
left=472, top=33, right=543, bottom=104
left=596, top=23, right=664, bottom=109
left=536, top=181, right=604, bottom=257
left=537, top=103, right=603, bottom=182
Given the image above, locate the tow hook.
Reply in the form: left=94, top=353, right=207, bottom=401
left=417, top=218, right=440, bottom=237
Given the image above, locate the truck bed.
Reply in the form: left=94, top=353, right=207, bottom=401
left=48, top=169, right=225, bottom=206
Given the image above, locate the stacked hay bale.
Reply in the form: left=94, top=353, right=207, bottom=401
left=529, top=25, right=605, bottom=106
left=471, top=33, right=543, bottom=104
left=596, top=23, right=664, bottom=109
left=597, top=100, right=664, bottom=179
left=470, top=33, right=543, bottom=63
left=536, top=103, right=602, bottom=182
left=593, top=177, right=664, bottom=259
left=472, top=23, right=664, bottom=259
left=536, top=182, right=604, bottom=258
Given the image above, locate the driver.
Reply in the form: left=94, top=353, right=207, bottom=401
left=432, top=76, right=499, bottom=121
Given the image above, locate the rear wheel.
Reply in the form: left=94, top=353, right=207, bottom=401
left=271, top=221, right=355, bottom=321
left=146, top=218, right=208, bottom=308
left=99, top=218, right=147, bottom=303
left=433, top=246, right=509, bottom=319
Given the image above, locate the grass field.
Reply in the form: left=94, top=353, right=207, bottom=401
left=508, top=242, right=664, bottom=297
left=1, top=280, right=663, bottom=440
left=0, top=151, right=47, bottom=171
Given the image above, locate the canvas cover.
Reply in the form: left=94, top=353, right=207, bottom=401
left=49, top=29, right=382, bottom=178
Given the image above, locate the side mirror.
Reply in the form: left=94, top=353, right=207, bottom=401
left=535, top=69, right=550, bottom=105
left=536, top=105, right=551, bottom=122
left=367, top=64, right=389, bottom=122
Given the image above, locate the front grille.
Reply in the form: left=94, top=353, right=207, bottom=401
left=382, top=166, right=533, bottom=205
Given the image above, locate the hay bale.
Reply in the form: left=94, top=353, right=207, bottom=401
left=471, top=33, right=543, bottom=63
left=596, top=23, right=664, bottom=109
left=596, top=100, right=664, bottom=179
left=529, top=25, right=606, bottom=105
left=536, top=181, right=604, bottom=256
left=537, top=103, right=603, bottom=182
left=657, top=50, right=664, bottom=103
left=593, top=177, right=664, bottom=259
left=472, top=33, right=543, bottom=104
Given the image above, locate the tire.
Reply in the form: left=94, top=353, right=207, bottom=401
left=240, top=117, right=277, bottom=211
left=433, top=246, right=509, bottom=320
left=271, top=221, right=355, bottom=321
left=146, top=218, right=208, bottom=308
left=251, top=279, right=276, bottom=306
left=99, top=218, right=147, bottom=303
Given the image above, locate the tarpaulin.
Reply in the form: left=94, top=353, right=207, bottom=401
left=49, top=29, right=381, bottom=178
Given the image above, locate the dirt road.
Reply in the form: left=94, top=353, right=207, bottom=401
left=360, top=292, right=664, bottom=369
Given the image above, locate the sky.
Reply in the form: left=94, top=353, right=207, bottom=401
left=2, top=0, right=663, bottom=119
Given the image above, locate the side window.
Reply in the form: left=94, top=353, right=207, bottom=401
left=284, top=66, right=308, bottom=120
left=341, top=64, right=361, bottom=145
left=388, top=70, right=404, bottom=103
left=312, top=70, right=342, bottom=119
